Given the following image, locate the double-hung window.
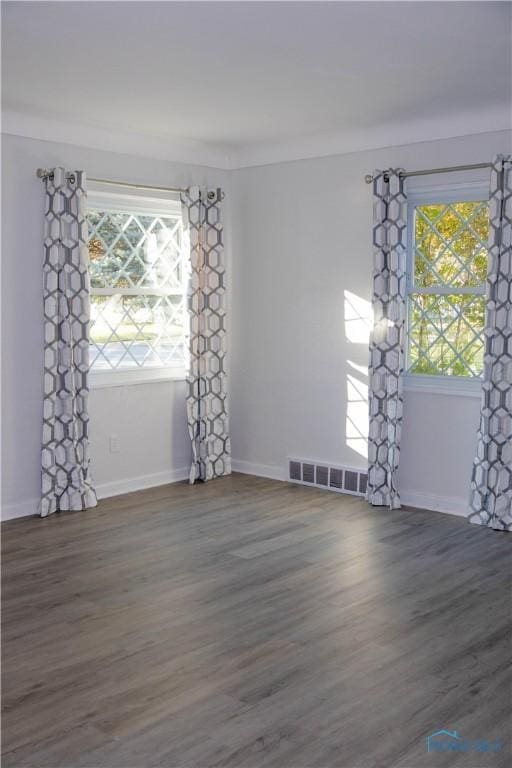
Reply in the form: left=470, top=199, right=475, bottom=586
left=87, top=189, right=188, bottom=385
left=406, top=183, right=490, bottom=390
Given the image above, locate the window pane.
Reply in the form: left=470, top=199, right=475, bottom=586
left=414, top=201, right=489, bottom=289
left=90, top=294, right=185, bottom=370
left=408, top=293, right=485, bottom=377
left=88, top=211, right=183, bottom=290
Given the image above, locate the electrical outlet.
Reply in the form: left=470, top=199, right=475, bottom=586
left=109, top=435, right=120, bottom=454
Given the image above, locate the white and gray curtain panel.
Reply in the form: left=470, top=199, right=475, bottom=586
left=41, top=167, right=97, bottom=517
left=181, top=187, right=232, bottom=484
left=366, top=170, right=407, bottom=509
left=469, top=155, right=512, bottom=531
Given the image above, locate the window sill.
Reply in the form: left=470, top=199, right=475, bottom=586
left=90, top=369, right=186, bottom=389
left=403, top=374, right=482, bottom=398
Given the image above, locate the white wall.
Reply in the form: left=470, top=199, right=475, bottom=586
left=1, top=133, right=230, bottom=519
left=3, top=129, right=511, bottom=521
left=229, top=130, right=512, bottom=514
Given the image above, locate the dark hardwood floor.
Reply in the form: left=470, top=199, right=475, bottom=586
left=2, top=474, right=511, bottom=767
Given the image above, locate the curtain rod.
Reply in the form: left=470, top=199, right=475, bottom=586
left=364, top=162, right=493, bottom=184
left=36, top=168, right=189, bottom=195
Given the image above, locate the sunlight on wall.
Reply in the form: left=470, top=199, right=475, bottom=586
left=347, top=359, right=368, bottom=377
left=344, top=290, right=372, bottom=344
left=346, top=372, right=368, bottom=458
left=344, top=290, right=372, bottom=460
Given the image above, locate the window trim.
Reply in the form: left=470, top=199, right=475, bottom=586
left=403, top=373, right=482, bottom=398
left=87, top=188, right=188, bottom=386
left=404, top=179, right=489, bottom=393
left=90, top=367, right=186, bottom=389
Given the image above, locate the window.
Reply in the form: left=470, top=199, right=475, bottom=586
left=406, top=187, right=489, bottom=382
left=87, top=190, right=188, bottom=384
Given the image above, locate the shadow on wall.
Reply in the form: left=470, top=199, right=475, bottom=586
left=343, top=290, right=371, bottom=461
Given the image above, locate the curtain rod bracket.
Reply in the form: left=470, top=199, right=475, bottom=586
left=37, top=168, right=53, bottom=179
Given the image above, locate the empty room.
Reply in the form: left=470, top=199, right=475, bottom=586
left=1, top=1, right=511, bottom=766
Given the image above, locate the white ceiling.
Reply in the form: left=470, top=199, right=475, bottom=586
left=2, top=1, right=511, bottom=168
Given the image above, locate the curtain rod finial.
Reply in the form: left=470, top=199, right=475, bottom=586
left=365, top=174, right=374, bottom=184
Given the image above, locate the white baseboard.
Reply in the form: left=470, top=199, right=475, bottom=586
left=1, top=462, right=469, bottom=523
left=400, top=490, right=469, bottom=518
left=1, top=466, right=190, bottom=522
left=1, top=498, right=40, bottom=521
left=95, top=466, right=189, bottom=500
left=232, top=459, right=469, bottom=519
left=231, top=459, right=287, bottom=482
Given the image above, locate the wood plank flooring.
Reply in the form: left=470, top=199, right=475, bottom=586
left=2, top=473, right=511, bottom=767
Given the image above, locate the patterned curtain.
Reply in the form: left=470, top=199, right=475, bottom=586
left=469, top=155, right=512, bottom=531
left=41, top=167, right=97, bottom=517
left=366, top=170, right=407, bottom=509
left=180, top=186, right=232, bottom=484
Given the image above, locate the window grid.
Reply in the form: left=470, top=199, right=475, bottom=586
left=87, top=205, right=188, bottom=373
left=406, top=199, right=489, bottom=379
